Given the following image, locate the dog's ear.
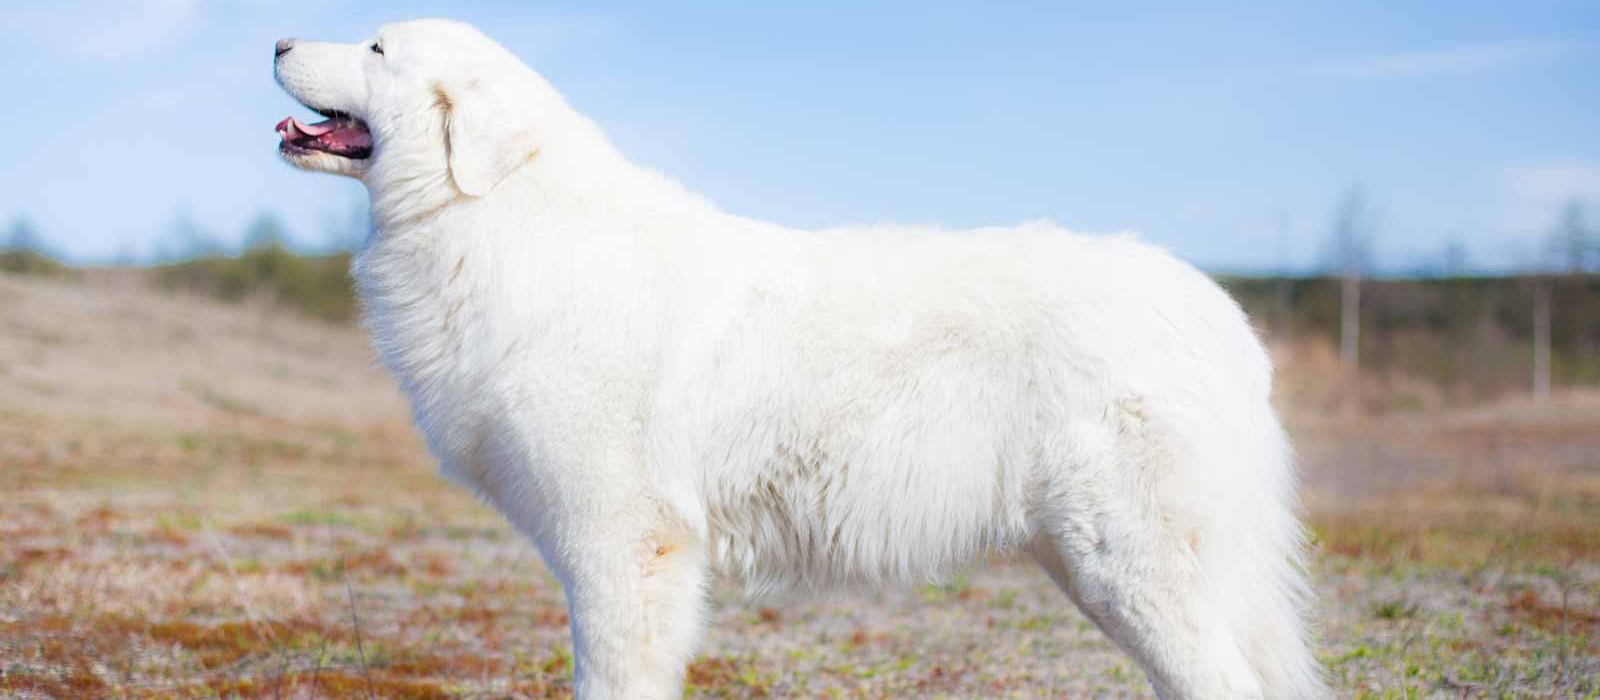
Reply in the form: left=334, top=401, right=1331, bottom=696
left=436, top=79, right=538, bottom=197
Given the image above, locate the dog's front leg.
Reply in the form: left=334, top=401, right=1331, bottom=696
left=546, top=507, right=709, bottom=700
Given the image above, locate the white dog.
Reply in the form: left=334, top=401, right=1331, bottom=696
left=274, top=19, right=1324, bottom=699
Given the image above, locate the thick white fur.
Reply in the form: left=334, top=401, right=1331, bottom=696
left=275, top=19, right=1326, bottom=699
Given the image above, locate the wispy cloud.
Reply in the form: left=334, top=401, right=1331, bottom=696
left=0, top=0, right=203, bottom=60
left=1307, top=40, right=1572, bottom=80
left=78, top=0, right=203, bottom=59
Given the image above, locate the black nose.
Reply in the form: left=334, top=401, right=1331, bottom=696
left=275, top=38, right=295, bottom=58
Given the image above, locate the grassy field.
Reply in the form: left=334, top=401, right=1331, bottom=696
left=2, top=272, right=1598, bottom=698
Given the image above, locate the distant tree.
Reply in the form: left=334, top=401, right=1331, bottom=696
left=1533, top=198, right=1598, bottom=398
left=1326, top=187, right=1378, bottom=367
left=111, top=242, right=141, bottom=267
left=166, top=212, right=225, bottom=261
left=1533, top=274, right=1552, bottom=399
left=2, top=217, right=69, bottom=276
left=1271, top=212, right=1294, bottom=334
left=6, top=217, right=47, bottom=254
left=243, top=212, right=290, bottom=251
left=1548, top=199, right=1595, bottom=273
left=323, top=197, right=372, bottom=252
left=1441, top=238, right=1469, bottom=278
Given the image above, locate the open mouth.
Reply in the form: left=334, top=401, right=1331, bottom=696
left=276, top=109, right=372, bottom=159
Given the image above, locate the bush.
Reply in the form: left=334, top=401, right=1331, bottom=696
left=153, top=245, right=356, bottom=323
left=0, top=247, right=72, bottom=278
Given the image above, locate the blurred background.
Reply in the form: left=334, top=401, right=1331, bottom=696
left=2, top=2, right=1598, bottom=698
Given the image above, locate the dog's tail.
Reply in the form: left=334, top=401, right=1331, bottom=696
left=1201, top=406, right=1327, bottom=699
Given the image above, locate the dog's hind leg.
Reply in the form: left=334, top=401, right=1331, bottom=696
left=1029, top=420, right=1267, bottom=700
left=1029, top=521, right=1261, bottom=700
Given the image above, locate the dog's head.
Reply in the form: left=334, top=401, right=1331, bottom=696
left=273, top=19, right=543, bottom=196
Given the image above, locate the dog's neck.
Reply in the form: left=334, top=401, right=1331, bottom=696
left=350, top=111, right=723, bottom=434
left=365, top=99, right=725, bottom=248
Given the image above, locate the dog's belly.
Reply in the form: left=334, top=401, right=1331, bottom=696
left=696, top=413, right=1041, bottom=593
left=675, top=291, right=1061, bottom=592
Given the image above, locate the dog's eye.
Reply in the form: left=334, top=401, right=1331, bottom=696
left=370, top=42, right=384, bottom=55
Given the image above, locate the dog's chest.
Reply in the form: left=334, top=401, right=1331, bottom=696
left=350, top=228, right=657, bottom=491
left=352, top=237, right=510, bottom=472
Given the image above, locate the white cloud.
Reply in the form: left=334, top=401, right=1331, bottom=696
left=1307, top=40, right=1571, bottom=80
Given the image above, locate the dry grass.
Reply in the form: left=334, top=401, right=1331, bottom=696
left=2, top=273, right=1597, bottom=698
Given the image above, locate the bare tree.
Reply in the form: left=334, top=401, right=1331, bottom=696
left=5, top=217, right=47, bottom=254
left=1440, top=238, right=1468, bottom=278
left=1271, top=211, right=1294, bottom=335
left=1534, top=198, right=1597, bottom=398
left=243, top=212, right=290, bottom=252
left=1327, top=187, right=1377, bottom=367
left=160, top=212, right=224, bottom=262
left=2, top=217, right=68, bottom=275
left=323, top=196, right=373, bottom=253
left=1533, top=276, right=1552, bottom=399
left=1550, top=199, right=1595, bottom=274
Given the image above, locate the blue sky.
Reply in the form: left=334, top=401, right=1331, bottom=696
left=2, top=1, right=1597, bottom=272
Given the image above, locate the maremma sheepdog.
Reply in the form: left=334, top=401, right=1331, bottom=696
left=273, top=19, right=1324, bottom=700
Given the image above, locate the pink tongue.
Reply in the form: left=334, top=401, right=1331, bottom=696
left=278, top=116, right=336, bottom=138
left=275, top=116, right=372, bottom=150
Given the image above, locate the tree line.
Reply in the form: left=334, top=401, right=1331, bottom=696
left=1321, top=187, right=1597, bottom=399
